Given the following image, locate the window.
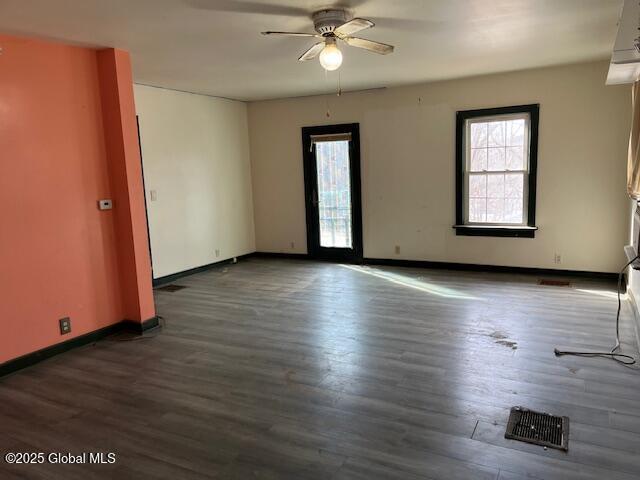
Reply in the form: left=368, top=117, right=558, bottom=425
left=455, top=104, right=539, bottom=238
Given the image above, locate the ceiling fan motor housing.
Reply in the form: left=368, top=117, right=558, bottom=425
left=313, top=9, right=348, bottom=35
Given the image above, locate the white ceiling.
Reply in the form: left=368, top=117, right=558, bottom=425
left=0, top=0, right=623, bottom=101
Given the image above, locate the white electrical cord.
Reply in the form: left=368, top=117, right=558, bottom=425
left=554, top=255, right=638, bottom=366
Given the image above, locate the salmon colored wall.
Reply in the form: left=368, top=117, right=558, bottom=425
left=97, top=49, right=155, bottom=322
left=0, top=34, right=154, bottom=364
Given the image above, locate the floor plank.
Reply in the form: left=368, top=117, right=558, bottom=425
left=1, top=258, right=639, bottom=479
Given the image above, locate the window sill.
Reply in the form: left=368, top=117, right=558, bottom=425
left=453, top=225, right=537, bottom=238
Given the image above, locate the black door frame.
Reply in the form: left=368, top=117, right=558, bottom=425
left=136, top=115, right=154, bottom=279
left=301, top=123, right=363, bottom=262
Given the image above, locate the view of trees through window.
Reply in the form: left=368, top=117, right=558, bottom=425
left=467, top=115, right=528, bottom=224
left=315, top=140, right=352, bottom=248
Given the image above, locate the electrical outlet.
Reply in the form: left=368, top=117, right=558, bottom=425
left=215, top=249, right=220, bottom=257
left=59, top=317, right=71, bottom=335
left=395, top=245, right=401, bottom=255
left=554, top=253, right=562, bottom=264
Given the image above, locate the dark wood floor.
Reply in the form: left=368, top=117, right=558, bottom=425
left=2, top=258, right=640, bottom=479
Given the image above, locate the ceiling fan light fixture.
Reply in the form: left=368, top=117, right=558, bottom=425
left=319, top=38, right=342, bottom=71
left=262, top=9, right=393, bottom=70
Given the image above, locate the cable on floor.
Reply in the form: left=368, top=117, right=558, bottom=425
left=554, top=256, right=638, bottom=366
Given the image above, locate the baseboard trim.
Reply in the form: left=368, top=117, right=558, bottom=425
left=122, top=316, right=160, bottom=333
left=361, top=257, right=618, bottom=280
left=0, top=316, right=160, bottom=379
left=152, top=253, right=254, bottom=286
left=251, top=252, right=310, bottom=260
left=249, top=252, right=618, bottom=280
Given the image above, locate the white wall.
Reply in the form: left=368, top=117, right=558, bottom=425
left=134, top=85, right=255, bottom=279
left=627, top=202, right=640, bottom=332
left=248, top=61, right=631, bottom=273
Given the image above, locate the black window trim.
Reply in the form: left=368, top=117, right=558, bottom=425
left=454, top=103, right=539, bottom=238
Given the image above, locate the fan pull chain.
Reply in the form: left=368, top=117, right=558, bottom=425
left=325, top=68, right=331, bottom=117
left=323, top=69, right=343, bottom=117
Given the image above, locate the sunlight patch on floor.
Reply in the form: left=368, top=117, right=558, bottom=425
left=339, top=264, right=479, bottom=300
left=575, top=288, right=620, bottom=300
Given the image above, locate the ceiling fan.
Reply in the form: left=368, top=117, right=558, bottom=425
left=261, top=9, right=394, bottom=71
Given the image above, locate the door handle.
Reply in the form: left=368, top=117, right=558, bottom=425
left=312, top=189, right=318, bottom=207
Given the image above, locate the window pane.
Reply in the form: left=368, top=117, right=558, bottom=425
left=506, top=146, right=524, bottom=170
left=316, top=140, right=352, bottom=248
left=468, top=173, right=525, bottom=224
left=506, top=119, right=525, bottom=146
left=487, top=174, right=505, bottom=198
left=487, top=147, right=506, bottom=171
left=470, top=123, right=487, bottom=148
left=488, top=121, right=505, bottom=147
left=486, top=198, right=504, bottom=222
left=469, top=174, right=487, bottom=197
left=470, top=148, right=487, bottom=171
left=463, top=112, right=530, bottom=226
left=504, top=198, right=524, bottom=223
left=505, top=173, right=524, bottom=198
left=469, top=198, right=486, bottom=222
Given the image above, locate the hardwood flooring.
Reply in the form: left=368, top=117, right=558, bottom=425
left=1, top=258, right=640, bottom=479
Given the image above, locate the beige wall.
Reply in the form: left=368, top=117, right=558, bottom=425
left=135, top=85, right=255, bottom=279
left=248, top=61, right=631, bottom=273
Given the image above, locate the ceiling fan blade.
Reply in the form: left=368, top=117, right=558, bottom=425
left=262, top=31, right=320, bottom=37
left=366, top=16, right=445, bottom=32
left=343, top=37, right=394, bottom=55
left=298, top=42, right=325, bottom=61
left=334, top=18, right=374, bottom=37
left=186, top=0, right=308, bottom=17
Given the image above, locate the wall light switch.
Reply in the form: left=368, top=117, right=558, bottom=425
left=98, top=199, right=113, bottom=210
left=150, top=190, right=157, bottom=202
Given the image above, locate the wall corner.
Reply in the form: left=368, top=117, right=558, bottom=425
left=96, top=48, right=155, bottom=323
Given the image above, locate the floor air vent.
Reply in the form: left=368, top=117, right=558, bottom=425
left=505, top=407, right=569, bottom=451
left=538, top=279, right=571, bottom=287
left=155, top=284, right=187, bottom=292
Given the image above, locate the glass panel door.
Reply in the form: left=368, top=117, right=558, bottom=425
left=302, top=123, right=362, bottom=262
left=315, top=140, right=353, bottom=248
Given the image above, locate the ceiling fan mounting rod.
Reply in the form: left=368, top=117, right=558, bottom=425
left=312, top=9, right=348, bottom=36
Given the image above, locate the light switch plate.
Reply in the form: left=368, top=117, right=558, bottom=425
left=98, top=199, right=113, bottom=210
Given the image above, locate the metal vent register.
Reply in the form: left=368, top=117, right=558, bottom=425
left=155, top=284, right=187, bottom=292
left=505, top=407, right=569, bottom=451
